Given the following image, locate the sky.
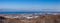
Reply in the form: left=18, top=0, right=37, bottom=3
left=0, top=0, right=60, bottom=11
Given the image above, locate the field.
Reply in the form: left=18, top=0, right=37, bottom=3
left=0, top=14, right=60, bottom=23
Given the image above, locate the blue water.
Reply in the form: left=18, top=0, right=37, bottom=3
left=0, top=12, right=39, bottom=14
left=0, top=11, right=60, bottom=14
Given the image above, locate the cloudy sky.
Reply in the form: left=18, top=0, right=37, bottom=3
left=0, top=0, right=60, bottom=11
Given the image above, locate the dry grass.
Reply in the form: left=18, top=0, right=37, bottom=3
left=1, top=15, right=60, bottom=23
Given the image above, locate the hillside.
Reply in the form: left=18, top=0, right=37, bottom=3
left=0, top=14, right=60, bottom=23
